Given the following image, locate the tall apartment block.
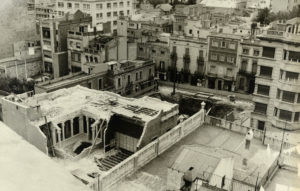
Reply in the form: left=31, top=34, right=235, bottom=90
left=39, top=10, right=92, bottom=79
left=250, top=18, right=300, bottom=131
left=55, top=0, right=135, bottom=33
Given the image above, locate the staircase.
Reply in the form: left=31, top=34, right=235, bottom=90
left=96, top=150, right=133, bottom=171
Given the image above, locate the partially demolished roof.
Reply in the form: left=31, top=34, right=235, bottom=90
left=8, top=86, right=177, bottom=125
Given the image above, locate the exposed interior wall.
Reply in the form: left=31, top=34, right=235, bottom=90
left=2, top=98, right=48, bottom=153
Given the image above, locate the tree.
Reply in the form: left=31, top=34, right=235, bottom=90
left=0, top=77, right=35, bottom=94
left=255, top=8, right=272, bottom=25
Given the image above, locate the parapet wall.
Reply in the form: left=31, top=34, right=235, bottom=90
left=89, top=109, right=205, bottom=191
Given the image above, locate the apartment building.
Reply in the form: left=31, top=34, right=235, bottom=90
left=107, top=59, right=156, bottom=97
left=137, top=41, right=170, bottom=81
left=39, top=10, right=92, bottom=79
left=251, top=18, right=300, bottom=131
left=55, top=0, right=135, bottom=33
left=206, top=33, right=242, bottom=91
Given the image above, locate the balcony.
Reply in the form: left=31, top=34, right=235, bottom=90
left=238, top=70, right=256, bottom=77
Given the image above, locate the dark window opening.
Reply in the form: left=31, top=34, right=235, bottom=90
left=279, top=110, right=292, bottom=121
left=262, top=47, right=275, bottom=58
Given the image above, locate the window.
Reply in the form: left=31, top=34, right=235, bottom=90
left=288, top=51, right=300, bottom=61
left=75, top=3, right=79, bottom=8
left=127, top=75, right=131, bottom=84
left=140, top=71, right=142, bottom=80
left=189, top=29, right=193, bottom=34
left=257, top=120, right=265, bottom=131
left=298, top=94, right=300, bottom=103
left=149, top=68, right=152, bottom=76
left=58, top=2, right=64, bottom=7
left=257, top=84, right=270, bottom=96
left=127, top=10, right=130, bottom=15
left=286, top=71, right=299, bottom=81
left=94, top=57, right=98, bottom=63
left=83, top=4, right=90, bottom=9
left=107, top=3, right=111, bottom=8
left=262, top=46, right=275, bottom=58
left=282, top=91, right=295, bottom=103
left=160, top=61, right=165, bottom=71
left=119, top=11, right=124, bottom=16
left=226, top=68, right=233, bottom=76
left=113, top=2, right=117, bottom=7
left=253, top=49, right=260, bottom=56
left=113, top=20, right=117, bottom=25
left=120, top=2, right=124, bottom=7
left=107, top=12, right=111, bottom=17
left=252, top=60, right=257, bottom=74
left=229, top=43, right=235, bottom=49
left=243, top=48, right=249, bottom=55
left=227, top=56, right=235, bottom=63
left=211, top=53, right=218, bottom=61
left=279, top=109, right=292, bottom=121
left=277, top=89, right=281, bottom=99
left=219, top=55, right=225, bottom=62
left=136, top=73, right=138, bottom=81
left=96, top=4, right=102, bottom=9
left=295, top=112, right=300, bottom=122
left=221, top=41, right=226, bottom=48
left=152, top=49, right=156, bottom=53
left=274, top=107, right=278, bottom=116
left=212, top=40, right=218, bottom=47
left=259, top=66, right=272, bottom=78
left=67, top=3, right=72, bottom=8
left=161, top=51, right=165, bottom=55
left=241, top=59, right=248, bottom=71
left=210, top=65, right=216, bottom=72
left=96, top=13, right=103, bottom=18
left=113, top=11, right=118, bottom=17
left=254, top=102, right=267, bottom=114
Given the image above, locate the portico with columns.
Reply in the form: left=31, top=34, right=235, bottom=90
left=49, top=112, right=108, bottom=151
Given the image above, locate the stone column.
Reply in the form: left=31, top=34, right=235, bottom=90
left=57, top=128, right=62, bottom=147
left=79, top=116, right=84, bottom=134
left=51, top=126, right=57, bottom=145
left=92, top=125, right=96, bottom=142
left=86, top=117, right=90, bottom=138
left=61, top=122, right=65, bottom=141
left=70, top=119, right=74, bottom=137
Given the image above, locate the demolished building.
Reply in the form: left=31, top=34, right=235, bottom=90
left=2, top=86, right=179, bottom=158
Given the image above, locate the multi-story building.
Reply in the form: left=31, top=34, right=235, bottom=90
left=39, top=10, right=92, bottom=79
left=137, top=41, right=170, bottom=80
left=251, top=18, right=300, bottom=131
left=206, top=33, right=242, bottom=91
left=55, top=0, right=135, bottom=33
left=170, top=35, right=207, bottom=85
left=107, top=59, right=156, bottom=97
left=0, top=40, right=43, bottom=80
left=35, top=3, right=56, bottom=20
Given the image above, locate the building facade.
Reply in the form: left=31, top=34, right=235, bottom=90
left=55, top=0, right=135, bottom=33
left=251, top=19, right=300, bottom=131
left=206, top=33, right=241, bottom=91
left=39, top=10, right=92, bottom=79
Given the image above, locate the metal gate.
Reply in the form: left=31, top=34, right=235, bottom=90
left=115, top=132, right=138, bottom=152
